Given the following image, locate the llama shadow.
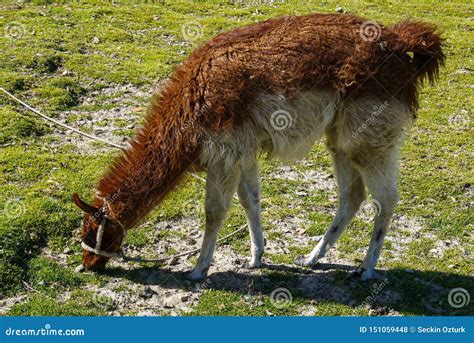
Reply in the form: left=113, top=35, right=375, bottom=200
left=105, top=261, right=474, bottom=316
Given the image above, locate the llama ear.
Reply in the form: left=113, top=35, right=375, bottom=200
left=73, top=193, right=97, bottom=214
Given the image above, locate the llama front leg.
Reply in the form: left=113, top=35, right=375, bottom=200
left=295, top=150, right=365, bottom=266
left=237, top=158, right=264, bottom=268
left=189, top=163, right=240, bottom=281
left=355, top=155, right=399, bottom=281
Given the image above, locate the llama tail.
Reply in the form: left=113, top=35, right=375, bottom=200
left=389, top=20, right=445, bottom=84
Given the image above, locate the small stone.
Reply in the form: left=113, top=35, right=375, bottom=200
left=297, top=228, right=306, bottom=235
left=335, top=6, right=345, bottom=13
left=257, top=300, right=264, bottom=306
left=74, top=264, right=85, bottom=273
left=92, top=37, right=100, bottom=44
left=180, top=294, right=190, bottom=302
left=63, top=247, right=72, bottom=254
left=455, top=67, right=473, bottom=74
left=139, top=286, right=156, bottom=299
left=163, top=295, right=180, bottom=308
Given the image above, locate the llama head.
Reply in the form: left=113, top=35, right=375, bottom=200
left=73, top=193, right=125, bottom=272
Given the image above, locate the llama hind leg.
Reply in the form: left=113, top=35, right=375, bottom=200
left=295, top=150, right=365, bottom=266
left=189, top=162, right=240, bottom=281
left=354, top=152, right=399, bottom=280
left=237, top=158, right=264, bottom=268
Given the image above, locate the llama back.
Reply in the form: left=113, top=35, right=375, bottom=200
left=168, top=13, right=444, bottom=139
left=141, top=13, right=445, bottom=170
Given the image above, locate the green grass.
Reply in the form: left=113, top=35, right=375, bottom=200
left=0, top=0, right=473, bottom=316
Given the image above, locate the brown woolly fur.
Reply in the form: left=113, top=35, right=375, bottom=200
left=74, top=13, right=445, bottom=271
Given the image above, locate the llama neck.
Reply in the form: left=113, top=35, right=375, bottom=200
left=95, top=98, right=202, bottom=229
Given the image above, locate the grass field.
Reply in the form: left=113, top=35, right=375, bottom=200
left=0, top=0, right=472, bottom=316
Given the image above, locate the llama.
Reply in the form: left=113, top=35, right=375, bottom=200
left=73, top=14, right=444, bottom=281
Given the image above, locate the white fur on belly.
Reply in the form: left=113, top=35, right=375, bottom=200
left=201, top=90, right=339, bottom=170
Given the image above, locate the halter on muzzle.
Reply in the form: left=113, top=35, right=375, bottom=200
left=81, top=198, right=127, bottom=259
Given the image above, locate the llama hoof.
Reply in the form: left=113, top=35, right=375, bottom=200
left=351, top=268, right=374, bottom=281
left=294, top=254, right=315, bottom=267
left=360, top=268, right=374, bottom=281
left=188, top=269, right=207, bottom=282
left=245, top=260, right=263, bottom=269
